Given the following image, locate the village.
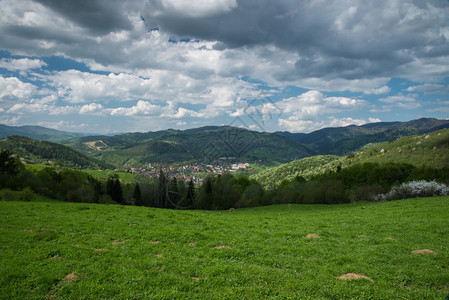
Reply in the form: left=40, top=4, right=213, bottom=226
left=124, top=161, right=253, bottom=184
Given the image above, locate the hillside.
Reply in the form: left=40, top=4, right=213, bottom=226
left=2, top=118, right=448, bottom=167
left=68, top=126, right=314, bottom=166
left=0, top=124, right=88, bottom=143
left=0, top=136, right=112, bottom=169
left=252, top=128, right=449, bottom=189
left=276, top=118, right=449, bottom=155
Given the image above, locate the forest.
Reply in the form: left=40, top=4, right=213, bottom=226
left=1, top=148, right=449, bottom=209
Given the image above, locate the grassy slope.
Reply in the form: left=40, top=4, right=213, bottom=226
left=252, top=128, right=449, bottom=189
left=1, top=197, right=448, bottom=299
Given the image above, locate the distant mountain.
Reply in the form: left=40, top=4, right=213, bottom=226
left=275, top=118, right=449, bottom=155
left=252, top=127, right=449, bottom=189
left=0, top=124, right=88, bottom=143
left=3, top=118, right=448, bottom=167
left=68, top=126, right=314, bottom=166
left=0, top=135, right=112, bottom=169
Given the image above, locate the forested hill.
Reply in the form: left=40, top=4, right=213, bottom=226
left=0, top=135, right=112, bottom=169
left=69, top=126, right=314, bottom=165
left=252, top=128, right=449, bottom=189
left=0, top=124, right=87, bottom=143
left=1, top=118, right=448, bottom=167
left=275, top=118, right=449, bottom=155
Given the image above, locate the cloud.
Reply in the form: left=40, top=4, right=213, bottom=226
left=0, top=76, right=37, bottom=102
left=407, top=83, right=449, bottom=95
left=277, top=90, right=368, bottom=120
left=32, top=0, right=135, bottom=35
left=0, top=58, right=47, bottom=71
left=379, top=94, right=417, bottom=103
left=278, top=116, right=382, bottom=133
left=328, top=117, right=367, bottom=128
left=364, top=85, right=391, bottom=95
left=146, top=0, right=238, bottom=18
left=79, top=103, right=104, bottom=115
left=7, top=102, right=77, bottom=115
left=278, top=118, right=323, bottom=133
left=110, top=100, right=162, bottom=116
left=142, top=0, right=449, bottom=82
left=43, top=70, right=155, bottom=103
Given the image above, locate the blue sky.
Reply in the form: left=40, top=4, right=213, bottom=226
left=0, top=0, right=448, bottom=134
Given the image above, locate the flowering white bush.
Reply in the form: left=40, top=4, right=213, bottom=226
left=373, top=180, right=449, bottom=201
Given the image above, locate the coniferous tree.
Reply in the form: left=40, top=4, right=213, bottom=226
left=0, top=149, right=22, bottom=176
left=157, top=169, right=168, bottom=208
left=186, top=179, right=195, bottom=207
left=133, top=183, right=143, bottom=206
left=107, top=176, right=124, bottom=204
left=167, top=177, right=179, bottom=208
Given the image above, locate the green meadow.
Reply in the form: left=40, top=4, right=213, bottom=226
left=1, top=197, right=448, bottom=299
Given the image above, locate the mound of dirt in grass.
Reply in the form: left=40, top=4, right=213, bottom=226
left=338, top=273, right=373, bottom=282
left=112, top=239, right=130, bottom=245
left=149, top=241, right=161, bottom=244
left=214, top=245, right=231, bottom=249
left=411, top=249, right=437, bottom=254
left=385, top=237, right=396, bottom=240
left=64, top=273, right=78, bottom=282
left=306, top=234, right=319, bottom=238
left=93, top=248, right=109, bottom=252
left=155, top=254, right=164, bottom=258
left=189, top=243, right=196, bottom=247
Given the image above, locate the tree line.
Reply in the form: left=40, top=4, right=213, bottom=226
left=1, top=149, right=449, bottom=208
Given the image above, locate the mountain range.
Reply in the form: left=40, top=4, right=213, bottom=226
left=0, top=118, right=448, bottom=167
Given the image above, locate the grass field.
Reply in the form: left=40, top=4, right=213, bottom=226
left=1, top=197, right=448, bottom=299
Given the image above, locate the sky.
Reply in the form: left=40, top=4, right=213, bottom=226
left=0, top=0, right=448, bottom=134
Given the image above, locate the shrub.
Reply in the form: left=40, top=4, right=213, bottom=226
left=351, top=185, right=385, bottom=203
left=17, top=187, right=35, bottom=202
left=373, top=180, right=449, bottom=201
left=0, top=189, right=16, bottom=201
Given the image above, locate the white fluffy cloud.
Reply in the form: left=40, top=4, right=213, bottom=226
left=0, top=76, right=37, bottom=102
left=0, top=58, right=47, bottom=71
left=278, top=90, right=368, bottom=120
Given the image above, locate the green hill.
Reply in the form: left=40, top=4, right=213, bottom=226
left=68, top=126, right=314, bottom=166
left=0, top=136, right=112, bottom=169
left=252, top=128, right=449, bottom=189
left=276, top=118, right=449, bottom=155
left=0, top=124, right=88, bottom=143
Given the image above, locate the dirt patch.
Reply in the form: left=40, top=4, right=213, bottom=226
left=385, top=237, right=396, bottom=241
left=337, top=273, right=373, bottom=282
left=214, top=245, right=232, bottom=249
left=306, top=234, right=319, bottom=239
left=228, top=208, right=235, bottom=212
left=112, top=239, right=130, bottom=245
left=358, top=235, right=367, bottom=238
left=49, top=255, right=61, bottom=260
left=149, top=241, right=161, bottom=244
left=63, top=273, right=78, bottom=282
left=92, top=234, right=105, bottom=237
left=155, top=254, right=164, bottom=258
left=411, top=249, right=437, bottom=255
left=73, top=245, right=82, bottom=248
left=189, top=243, right=196, bottom=247
left=23, top=229, right=34, bottom=233
left=93, top=248, right=109, bottom=252
left=192, top=277, right=200, bottom=282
